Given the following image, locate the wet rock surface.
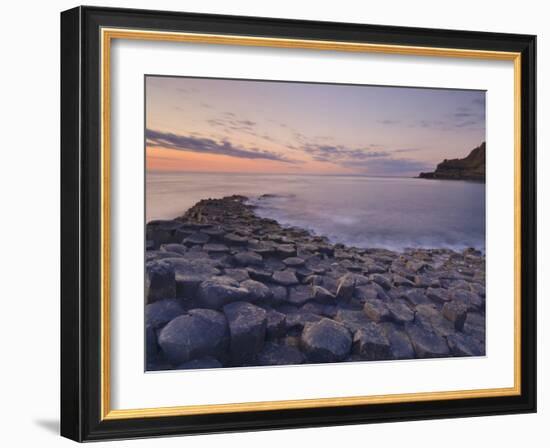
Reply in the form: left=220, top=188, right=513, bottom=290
left=146, top=195, right=486, bottom=370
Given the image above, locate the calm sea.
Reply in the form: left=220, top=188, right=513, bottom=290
left=146, top=172, right=485, bottom=252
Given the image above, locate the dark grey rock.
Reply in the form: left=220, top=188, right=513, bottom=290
left=405, top=322, right=450, bottom=358
left=381, top=322, right=415, bottom=359
left=285, top=311, right=324, bottom=331
left=183, top=232, right=210, bottom=246
left=203, top=243, right=229, bottom=253
left=165, top=258, right=221, bottom=297
left=223, top=302, right=267, bottom=364
left=241, top=279, right=273, bottom=302
left=400, top=288, right=432, bottom=306
left=257, top=343, right=305, bottom=366
left=158, top=309, right=229, bottom=365
left=393, top=274, right=415, bottom=287
left=287, top=285, right=314, bottom=306
left=223, top=233, right=249, bottom=245
left=283, top=256, right=305, bottom=267
left=386, top=299, right=415, bottom=323
left=265, top=308, right=286, bottom=338
left=268, top=284, right=288, bottom=303
left=447, top=332, right=484, bottom=357
left=462, top=312, right=486, bottom=343
left=426, top=287, right=452, bottom=304
left=159, top=243, right=188, bottom=255
left=177, top=356, right=223, bottom=370
left=442, top=301, right=468, bottom=331
left=197, top=276, right=249, bottom=309
left=265, top=258, right=286, bottom=271
left=311, top=285, right=336, bottom=303
left=334, top=309, right=373, bottom=333
left=234, top=251, right=264, bottom=267
left=451, top=289, right=483, bottom=311
left=354, top=285, right=379, bottom=301
left=223, top=268, right=250, bottom=282
left=363, top=299, right=390, bottom=322
left=145, top=260, right=176, bottom=303
left=335, top=273, right=355, bottom=301
left=371, top=273, right=392, bottom=290
left=272, top=269, right=299, bottom=286
left=301, top=318, right=352, bottom=363
left=365, top=263, right=387, bottom=274
left=353, top=323, right=392, bottom=360
left=145, top=298, right=186, bottom=329
left=415, top=304, right=455, bottom=337
left=247, top=267, right=273, bottom=282
left=274, top=244, right=296, bottom=258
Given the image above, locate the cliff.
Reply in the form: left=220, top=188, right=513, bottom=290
left=419, top=142, right=485, bottom=181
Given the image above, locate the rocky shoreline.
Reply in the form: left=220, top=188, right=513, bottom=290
left=145, top=195, right=486, bottom=371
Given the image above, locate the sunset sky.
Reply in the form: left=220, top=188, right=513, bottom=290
left=145, top=76, right=485, bottom=177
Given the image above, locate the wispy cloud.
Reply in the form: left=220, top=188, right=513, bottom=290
left=378, top=119, right=401, bottom=125
left=146, top=129, right=297, bottom=163
left=302, top=144, right=390, bottom=162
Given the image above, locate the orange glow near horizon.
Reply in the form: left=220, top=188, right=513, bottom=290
left=146, top=146, right=355, bottom=175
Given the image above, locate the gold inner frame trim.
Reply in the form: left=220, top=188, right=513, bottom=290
left=100, top=27, right=522, bottom=421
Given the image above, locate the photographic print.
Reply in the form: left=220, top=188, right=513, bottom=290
left=144, top=76, right=486, bottom=371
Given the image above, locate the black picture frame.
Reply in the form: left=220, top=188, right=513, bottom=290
left=61, top=5, right=536, bottom=442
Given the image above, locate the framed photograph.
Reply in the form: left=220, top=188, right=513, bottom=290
left=60, top=6, right=536, bottom=441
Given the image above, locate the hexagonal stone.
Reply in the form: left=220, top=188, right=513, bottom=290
left=353, top=323, right=392, bottom=360
left=442, top=301, right=468, bottom=330
left=241, top=279, right=273, bottom=302
left=223, top=233, right=249, bottom=245
left=272, top=269, right=299, bottom=286
left=164, top=257, right=221, bottom=297
left=203, top=243, right=229, bottom=253
left=274, top=244, right=296, bottom=258
left=354, top=285, right=379, bottom=301
left=393, top=274, right=415, bottom=287
left=363, top=299, right=391, bottom=322
left=301, top=319, right=352, bottom=363
left=311, top=285, right=335, bottom=303
left=265, top=308, right=286, bottom=338
left=159, top=243, right=188, bottom=255
left=158, top=309, right=229, bottom=365
left=223, top=268, right=250, bottom=282
left=335, top=273, right=355, bottom=301
left=426, top=287, right=452, bottom=304
left=287, top=285, right=314, bottom=305
left=451, top=289, right=483, bottom=311
left=386, top=299, right=414, bottom=323
left=447, top=332, right=485, bottom=357
left=145, top=260, right=176, bottom=303
left=285, top=311, right=324, bottom=331
left=197, top=276, right=249, bottom=309
left=405, top=322, right=450, bottom=358
left=234, top=251, right=264, bottom=267
left=247, top=267, right=273, bottom=282
left=283, top=256, right=305, bottom=267
left=381, top=322, right=415, bottom=360
left=183, top=232, right=210, bottom=246
left=145, top=298, right=186, bottom=329
left=334, top=309, right=373, bottom=333
left=415, top=304, right=455, bottom=337
left=400, top=288, right=432, bottom=306
left=256, top=343, right=305, bottom=366
left=371, top=274, right=392, bottom=290
left=223, top=302, right=267, bottom=364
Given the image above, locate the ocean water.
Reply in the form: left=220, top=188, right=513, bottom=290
left=146, top=172, right=485, bottom=252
